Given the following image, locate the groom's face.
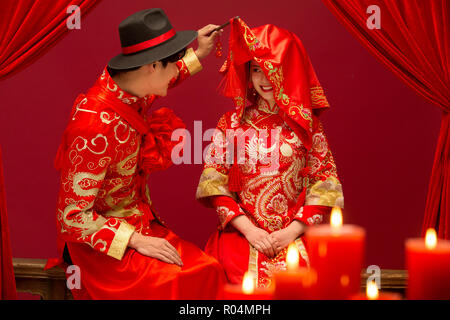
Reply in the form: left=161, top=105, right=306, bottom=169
left=144, top=61, right=178, bottom=97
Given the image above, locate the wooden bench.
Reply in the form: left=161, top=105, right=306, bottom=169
left=361, top=269, right=408, bottom=296
left=13, top=258, right=407, bottom=299
left=13, top=258, right=72, bottom=300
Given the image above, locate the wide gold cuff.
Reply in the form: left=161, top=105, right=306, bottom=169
left=196, top=168, right=235, bottom=204
left=182, top=47, right=203, bottom=76
left=107, top=221, right=135, bottom=260
left=305, top=176, right=344, bottom=207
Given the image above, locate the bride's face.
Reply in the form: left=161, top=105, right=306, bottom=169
left=250, top=60, right=275, bottom=106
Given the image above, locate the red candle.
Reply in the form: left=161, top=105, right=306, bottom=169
left=406, top=228, right=450, bottom=300
left=223, top=272, right=273, bottom=300
left=273, top=244, right=318, bottom=300
left=351, top=292, right=402, bottom=300
left=305, top=207, right=365, bottom=299
left=350, top=280, right=402, bottom=300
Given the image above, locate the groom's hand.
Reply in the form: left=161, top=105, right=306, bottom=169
left=195, top=24, right=223, bottom=60
left=128, top=232, right=183, bottom=266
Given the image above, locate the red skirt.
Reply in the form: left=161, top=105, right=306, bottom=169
left=67, top=220, right=226, bottom=300
left=205, top=226, right=310, bottom=288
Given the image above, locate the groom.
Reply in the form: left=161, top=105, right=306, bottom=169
left=47, top=8, right=225, bottom=299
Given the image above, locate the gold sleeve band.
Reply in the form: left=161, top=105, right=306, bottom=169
left=182, top=47, right=203, bottom=76
left=196, top=168, right=235, bottom=205
left=305, top=176, right=344, bottom=207
left=107, top=221, right=136, bottom=260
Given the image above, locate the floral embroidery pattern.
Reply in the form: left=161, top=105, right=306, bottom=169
left=217, top=206, right=236, bottom=228
left=268, top=194, right=288, bottom=216
left=240, top=19, right=261, bottom=51
left=307, top=214, right=323, bottom=225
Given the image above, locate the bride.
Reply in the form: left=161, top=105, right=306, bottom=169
left=196, top=18, right=344, bottom=288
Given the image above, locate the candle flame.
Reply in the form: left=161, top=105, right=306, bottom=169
left=286, top=243, right=299, bottom=271
left=330, top=207, right=343, bottom=228
left=366, top=280, right=379, bottom=300
left=425, top=228, right=437, bottom=249
left=242, top=272, right=254, bottom=294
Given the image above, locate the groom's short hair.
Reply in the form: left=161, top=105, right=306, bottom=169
left=107, top=47, right=187, bottom=77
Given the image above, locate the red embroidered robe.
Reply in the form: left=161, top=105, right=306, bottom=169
left=48, top=48, right=225, bottom=299
left=196, top=98, right=344, bottom=288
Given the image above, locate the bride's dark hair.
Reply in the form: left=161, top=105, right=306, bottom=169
left=244, top=60, right=259, bottom=105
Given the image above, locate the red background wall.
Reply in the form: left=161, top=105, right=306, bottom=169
left=0, top=0, right=442, bottom=272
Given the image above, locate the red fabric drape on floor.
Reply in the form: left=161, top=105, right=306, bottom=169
left=0, top=0, right=101, bottom=81
left=0, top=147, right=16, bottom=300
left=322, top=0, right=449, bottom=238
left=0, top=0, right=101, bottom=299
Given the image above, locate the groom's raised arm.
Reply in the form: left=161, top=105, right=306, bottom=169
left=169, top=24, right=222, bottom=88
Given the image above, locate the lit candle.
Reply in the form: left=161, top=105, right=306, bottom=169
left=242, top=272, right=255, bottom=294
left=367, top=280, right=379, bottom=300
left=223, top=272, right=273, bottom=300
left=273, top=244, right=317, bottom=300
left=286, top=242, right=300, bottom=271
left=305, top=207, right=365, bottom=299
left=351, top=280, right=401, bottom=300
left=406, top=228, right=450, bottom=300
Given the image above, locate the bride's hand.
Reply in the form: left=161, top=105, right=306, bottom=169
left=230, top=215, right=277, bottom=258
left=244, top=226, right=277, bottom=258
left=269, top=221, right=306, bottom=255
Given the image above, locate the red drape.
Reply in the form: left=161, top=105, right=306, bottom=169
left=0, top=147, right=16, bottom=300
left=322, top=0, right=449, bottom=238
left=0, top=0, right=101, bottom=81
left=0, top=0, right=101, bottom=299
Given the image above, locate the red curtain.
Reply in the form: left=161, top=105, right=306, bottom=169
left=0, top=0, right=101, bottom=299
left=322, top=0, right=449, bottom=238
left=0, top=147, right=16, bottom=300
left=0, top=0, right=101, bottom=81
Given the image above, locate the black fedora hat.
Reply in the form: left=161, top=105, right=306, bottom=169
left=108, top=8, right=197, bottom=70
